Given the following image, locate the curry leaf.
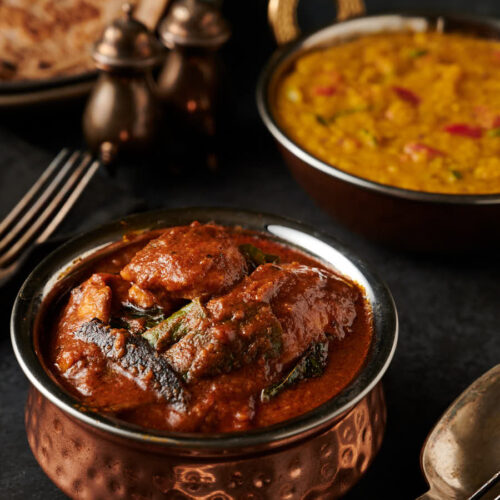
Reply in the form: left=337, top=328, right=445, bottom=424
left=316, top=114, right=329, bottom=126
left=110, top=304, right=165, bottom=332
left=409, top=48, right=428, bottom=58
left=143, top=299, right=206, bottom=351
left=360, top=128, right=378, bottom=147
left=260, top=341, right=329, bottom=402
left=239, top=244, right=280, bottom=271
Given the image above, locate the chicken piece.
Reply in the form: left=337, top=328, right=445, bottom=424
left=73, top=319, right=188, bottom=411
left=120, top=222, right=247, bottom=300
left=160, top=262, right=358, bottom=381
left=57, top=272, right=136, bottom=334
left=128, top=283, right=156, bottom=309
left=54, top=273, right=149, bottom=403
left=58, top=273, right=113, bottom=335
left=164, top=300, right=283, bottom=382
left=206, top=262, right=357, bottom=364
left=267, top=263, right=358, bottom=364
left=126, top=283, right=175, bottom=312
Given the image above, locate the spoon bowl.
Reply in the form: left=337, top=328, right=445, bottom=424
left=419, top=364, right=500, bottom=500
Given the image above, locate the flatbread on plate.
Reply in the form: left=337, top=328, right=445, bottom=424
left=0, top=0, right=124, bottom=82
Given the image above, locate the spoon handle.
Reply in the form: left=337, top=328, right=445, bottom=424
left=467, top=470, right=500, bottom=500
left=417, top=471, right=500, bottom=500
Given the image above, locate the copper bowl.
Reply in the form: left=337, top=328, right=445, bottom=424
left=257, top=8, right=500, bottom=251
left=11, top=208, right=398, bottom=499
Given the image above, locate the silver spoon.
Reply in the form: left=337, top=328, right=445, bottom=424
left=418, top=364, right=500, bottom=500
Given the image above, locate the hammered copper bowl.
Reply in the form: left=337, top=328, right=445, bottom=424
left=257, top=12, right=500, bottom=251
left=11, top=208, right=398, bottom=499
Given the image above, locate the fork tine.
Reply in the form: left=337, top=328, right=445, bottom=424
left=0, top=148, right=70, bottom=237
left=0, top=150, right=81, bottom=253
left=0, top=153, right=95, bottom=267
left=36, top=159, right=101, bottom=245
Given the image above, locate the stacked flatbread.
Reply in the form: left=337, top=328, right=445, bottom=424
left=0, top=0, right=124, bottom=81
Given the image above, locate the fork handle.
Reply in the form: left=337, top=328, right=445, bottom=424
left=268, top=0, right=366, bottom=45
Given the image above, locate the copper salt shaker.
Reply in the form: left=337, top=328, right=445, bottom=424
left=157, top=0, right=230, bottom=171
left=83, top=3, right=164, bottom=162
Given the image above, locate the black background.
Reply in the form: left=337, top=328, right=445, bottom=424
left=1, top=1, right=499, bottom=499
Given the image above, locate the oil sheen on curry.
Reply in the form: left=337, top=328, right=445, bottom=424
left=47, top=222, right=372, bottom=433
left=275, top=32, right=500, bottom=194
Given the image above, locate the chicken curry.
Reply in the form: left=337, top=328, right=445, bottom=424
left=46, top=222, right=373, bottom=433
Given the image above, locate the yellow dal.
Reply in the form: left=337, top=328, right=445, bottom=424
left=274, top=32, right=500, bottom=194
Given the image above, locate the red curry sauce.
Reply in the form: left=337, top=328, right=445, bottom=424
left=46, top=223, right=373, bottom=433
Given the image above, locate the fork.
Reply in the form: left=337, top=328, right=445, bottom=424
left=0, top=149, right=101, bottom=284
left=336, top=0, right=365, bottom=21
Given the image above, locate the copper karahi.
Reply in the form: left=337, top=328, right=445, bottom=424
left=12, top=208, right=398, bottom=499
left=26, top=384, right=385, bottom=499
left=258, top=0, right=500, bottom=251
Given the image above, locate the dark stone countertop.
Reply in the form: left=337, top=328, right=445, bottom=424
left=1, top=1, right=499, bottom=499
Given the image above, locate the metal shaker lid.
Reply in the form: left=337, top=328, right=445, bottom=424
left=93, top=3, right=164, bottom=70
left=158, top=0, right=231, bottom=49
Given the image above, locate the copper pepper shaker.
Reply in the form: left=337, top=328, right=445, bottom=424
left=156, top=0, right=231, bottom=171
left=83, top=3, right=164, bottom=163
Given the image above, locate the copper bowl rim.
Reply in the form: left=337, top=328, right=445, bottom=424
left=11, top=207, right=398, bottom=453
left=256, top=12, right=500, bottom=205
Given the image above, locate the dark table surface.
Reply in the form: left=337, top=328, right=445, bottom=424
left=1, top=1, right=499, bottom=499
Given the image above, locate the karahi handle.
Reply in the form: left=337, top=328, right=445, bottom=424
left=268, top=0, right=366, bottom=45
